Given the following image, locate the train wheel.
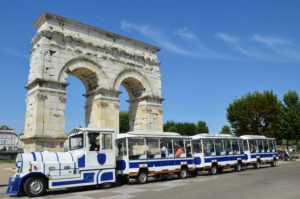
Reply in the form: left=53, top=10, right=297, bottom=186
left=254, top=161, right=260, bottom=169
left=235, top=163, right=242, bottom=172
left=209, top=165, right=217, bottom=175
left=136, top=171, right=148, bottom=184
left=24, top=177, right=46, bottom=197
left=178, top=167, right=188, bottom=179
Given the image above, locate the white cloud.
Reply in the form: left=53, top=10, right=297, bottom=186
left=252, top=34, right=291, bottom=46
left=215, top=32, right=300, bottom=62
left=252, top=34, right=300, bottom=61
left=121, top=21, right=300, bottom=63
left=174, top=27, right=198, bottom=40
left=121, top=21, right=197, bottom=57
left=121, top=21, right=232, bottom=60
left=215, top=32, right=239, bottom=43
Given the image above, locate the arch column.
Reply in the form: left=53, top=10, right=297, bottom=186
left=130, top=96, right=163, bottom=132
left=22, top=79, right=68, bottom=152
left=85, top=88, right=121, bottom=133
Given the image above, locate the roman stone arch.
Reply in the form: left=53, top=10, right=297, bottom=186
left=22, top=13, right=163, bottom=152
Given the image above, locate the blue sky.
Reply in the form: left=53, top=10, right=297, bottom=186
left=0, top=1, right=300, bottom=134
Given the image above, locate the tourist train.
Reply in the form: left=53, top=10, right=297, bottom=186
left=6, top=128, right=278, bottom=197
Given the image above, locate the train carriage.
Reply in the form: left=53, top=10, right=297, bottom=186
left=241, top=135, right=278, bottom=168
left=116, top=132, right=195, bottom=183
left=192, top=134, right=246, bottom=175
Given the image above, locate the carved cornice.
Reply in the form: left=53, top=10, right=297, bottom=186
left=32, top=30, right=160, bottom=66
left=34, top=12, right=160, bottom=52
left=26, top=78, right=69, bottom=90
left=129, top=95, right=164, bottom=104
left=84, top=87, right=121, bottom=98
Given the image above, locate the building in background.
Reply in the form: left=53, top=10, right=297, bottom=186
left=0, top=125, right=18, bottom=151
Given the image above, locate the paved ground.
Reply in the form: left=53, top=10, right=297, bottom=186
left=0, top=163, right=14, bottom=186
left=1, top=161, right=299, bottom=199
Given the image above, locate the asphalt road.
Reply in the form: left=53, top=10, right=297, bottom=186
left=1, top=161, right=299, bottom=199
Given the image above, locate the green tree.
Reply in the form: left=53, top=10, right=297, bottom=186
left=168, top=126, right=178, bottom=133
left=220, top=125, right=233, bottom=135
left=119, top=111, right=130, bottom=133
left=197, top=120, right=209, bottom=133
left=280, top=91, right=300, bottom=149
left=174, top=122, right=197, bottom=136
left=227, top=91, right=281, bottom=137
left=163, top=120, right=176, bottom=132
left=164, top=120, right=197, bottom=135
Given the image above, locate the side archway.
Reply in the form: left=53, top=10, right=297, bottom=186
left=113, top=70, right=161, bottom=132
left=113, top=69, right=153, bottom=96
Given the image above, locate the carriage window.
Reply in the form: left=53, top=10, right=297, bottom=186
left=128, top=138, right=146, bottom=160
left=239, top=140, right=244, bottom=154
left=160, top=138, right=174, bottom=158
left=215, top=139, right=224, bottom=156
left=193, top=140, right=201, bottom=153
left=69, top=134, right=84, bottom=150
left=203, top=139, right=215, bottom=156
left=185, top=139, right=192, bottom=157
left=243, top=140, right=249, bottom=151
left=116, top=138, right=127, bottom=157
left=263, top=140, right=269, bottom=152
left=174, top=139, right=186, bottom=158
left=257, top=140, right=263, bottom=153
left=101, top=134, right=112, bottom=150
left=273, top=140, right=277, bottom=152
left=223, top=139, right=232, bottom=155
left=146, top=138, right=160, bottom=159
left=232, top=140, right=240, bottom=155
left=249, top=140, right=257, bottom=153
left=267, top=139, right=273, bottom=152
left=269, top=140, right=276, bottom=152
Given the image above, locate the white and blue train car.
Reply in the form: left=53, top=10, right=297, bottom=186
left=6, top=128, right=116, bottom=197
left=192, top=134, right=246, bottom=175
left=115, top=132, right=195, bottom=183
left=241, top=135, right=278, bottom=168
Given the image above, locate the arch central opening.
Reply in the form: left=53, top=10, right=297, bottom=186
left=64, top=65, right=99, bottom=133
left=64, top=76, right=85, bottom=133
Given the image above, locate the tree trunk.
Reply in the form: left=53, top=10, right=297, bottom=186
left=286, top=139, right=289, bottom=150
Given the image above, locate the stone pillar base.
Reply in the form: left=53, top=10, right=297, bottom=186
left=21, top=135, right=68, bottom=153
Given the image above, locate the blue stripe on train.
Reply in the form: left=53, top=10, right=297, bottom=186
left=250, top=153, right=277, bottom=159
left=204, top=155, right=247, bottom=163
left=52, top=172, right=95, bottom=186
left=128, top=158, right=194, bottom=169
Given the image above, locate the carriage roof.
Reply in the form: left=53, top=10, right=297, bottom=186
left=192, top=133, right=241, bottom=140
left=116, top=131, right=191, bottom=139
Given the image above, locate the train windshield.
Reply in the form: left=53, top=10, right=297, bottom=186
left=69, top=133, right=84, bottom=150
